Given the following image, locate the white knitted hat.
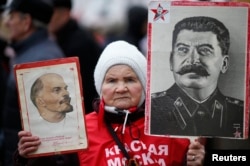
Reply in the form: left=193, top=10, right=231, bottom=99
left=94, top=40, right=147, bottom=107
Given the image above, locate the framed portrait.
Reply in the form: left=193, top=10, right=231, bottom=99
left=15, top=57, right=88, bottom=157
left=145, top=1, right=250, bottom=139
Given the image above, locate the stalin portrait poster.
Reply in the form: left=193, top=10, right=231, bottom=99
left=145, top=1, right=250, bottom=139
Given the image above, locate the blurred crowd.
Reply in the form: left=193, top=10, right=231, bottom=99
left=71, top=0, right=149, bottom=53
left=0, top=0, right=249, bottom=166
left=0, top=0, right=148, bottom=165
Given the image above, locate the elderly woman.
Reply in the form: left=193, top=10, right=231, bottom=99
left=16, top=41, right=205, bottom=166
left=79, top=40, right=205, bottom=165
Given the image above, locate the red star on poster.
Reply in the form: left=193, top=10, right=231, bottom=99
left=234, top=130, right=242, bottom=138
left=233, top=124, right=242, bottom=138
left=151, top=4, right=168, bottom=21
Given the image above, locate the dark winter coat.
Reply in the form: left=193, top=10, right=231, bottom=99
left=54, top=19, right=102, bottom=114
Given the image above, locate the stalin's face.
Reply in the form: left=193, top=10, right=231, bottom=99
left=170, top=29, right=229, bottom=91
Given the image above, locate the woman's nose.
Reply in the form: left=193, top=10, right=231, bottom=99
left=115, top=82, right=127, bottom=92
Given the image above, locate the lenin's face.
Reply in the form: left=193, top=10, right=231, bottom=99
left=37, top=74, right=73, bottom=114
left=170, top=29, right=229, bottom=90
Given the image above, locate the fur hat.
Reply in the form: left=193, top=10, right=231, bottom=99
left=94, top=40, right=146, bottom=106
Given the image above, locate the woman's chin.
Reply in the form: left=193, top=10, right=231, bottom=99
left=113, top=103, right=131, bottom=110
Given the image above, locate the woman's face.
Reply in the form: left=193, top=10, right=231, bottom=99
left=101, top=65, right=143, bottom=109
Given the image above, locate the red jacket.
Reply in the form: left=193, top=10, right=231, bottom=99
left=78, top=109, right=190, bottom=166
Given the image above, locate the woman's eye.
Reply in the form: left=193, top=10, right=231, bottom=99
left=106, top=79, right=115, bottom=83
left=125, top=77, right=136, bottom=83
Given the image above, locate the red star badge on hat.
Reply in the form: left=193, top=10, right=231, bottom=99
left=151, top=4, right=168, bottom=21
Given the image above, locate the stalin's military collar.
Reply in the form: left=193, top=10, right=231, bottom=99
left=172, top=84, right=223, bottom=117
left=152, top=84, right=243, bottom=132
left=152, top=84, right=225, bottom=116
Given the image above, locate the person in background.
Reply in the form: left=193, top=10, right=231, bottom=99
left=0, top=0, right=8, bottom=164
left=14, top=40, right=206, bottom=166
left=49, top=0, right=103, bottom=114
left=105, top=5, right=148, bottom=55
left=0, top=38, right=7, bottom=166
left=0, top=0, right=65, bottom=165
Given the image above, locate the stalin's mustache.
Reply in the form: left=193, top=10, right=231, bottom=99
left=176, top=64, right=210, bottom=77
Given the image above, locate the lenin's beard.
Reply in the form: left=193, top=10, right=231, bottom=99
left=176, top=64, right=210, bottom=77
left=59, top=95, right=73, bottom=113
